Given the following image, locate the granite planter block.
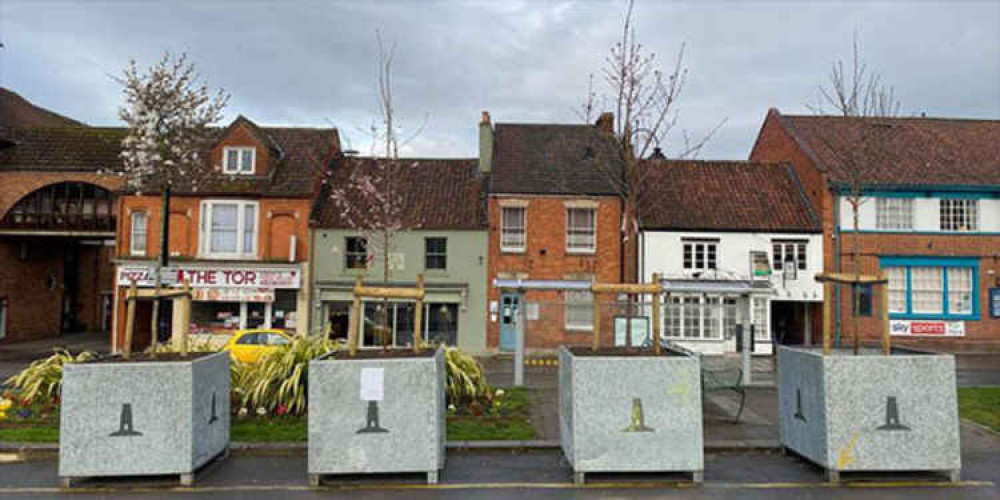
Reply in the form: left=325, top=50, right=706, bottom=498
left=777, top=346, right=961, bottom=482
left=558, top=346, right=703, bottom=484
left=308, top=347, right=445, bottom=485
left=59, top=351, right=230, bottom=485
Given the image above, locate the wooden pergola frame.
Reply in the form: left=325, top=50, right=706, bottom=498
left=347, top=275, right=426, bottom=356
left=122, top=279, right=193, bottom=359
left=591, top=273, right=665, bottom=355
left=815, top=271, right=891, bottom=356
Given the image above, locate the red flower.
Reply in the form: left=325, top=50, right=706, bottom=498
left=275, top=404, right=288, bottom=416
left=20, top=398, right=32, bottom=407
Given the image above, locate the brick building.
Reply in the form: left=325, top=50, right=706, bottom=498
left=0, top=88, right=121, bottom=342
left=480, top=112, right=624, bottom=351
left=113, top=116, right=339, bottom=351
left=750, top=109, right=1000, bottom=351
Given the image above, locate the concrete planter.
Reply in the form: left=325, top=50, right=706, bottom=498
left=777, top=346, right=961, bottom=482
left=558, top=346, right=703, bottom=484
left=59, top=351, right=230, bottom=486
left=308, top=347, right=445, bottom=485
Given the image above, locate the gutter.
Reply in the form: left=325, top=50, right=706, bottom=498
left=832, top=185, right=842, bottom=346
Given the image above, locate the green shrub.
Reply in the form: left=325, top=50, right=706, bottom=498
left=444, top=346, right=492, bottom=406
left=231, top=336, right=342, bottom=416
left=3, top=350, right=96, bottom=404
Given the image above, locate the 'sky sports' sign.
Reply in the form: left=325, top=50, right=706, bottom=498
left=890, top=319, right=964, bottom=337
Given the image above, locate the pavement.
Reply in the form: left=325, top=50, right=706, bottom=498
left=0, top=332, right=110, bottom=382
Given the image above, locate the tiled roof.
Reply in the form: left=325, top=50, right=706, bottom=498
left=312, top=156, right=486, bottom=230
left=0, top=87, right=84, bottom=127
left=491, top=123, right=623, bottom=195
left=0, top=122, right=339, bottom=197
left=638, top=160, right=820, bottom=232
left=0, top=126, right=124, bottom=172
left=776, top=111, right=1000, bottom=187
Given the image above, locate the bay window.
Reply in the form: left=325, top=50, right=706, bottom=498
left=200, top=200, right=258, bottom=258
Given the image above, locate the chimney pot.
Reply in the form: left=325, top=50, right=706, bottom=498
left=481, top=111, right=491, bottom=125
left=596, top=112, right=614, bottom=134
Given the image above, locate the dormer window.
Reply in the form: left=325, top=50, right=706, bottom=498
left=223, top=146, right=255, bottom=175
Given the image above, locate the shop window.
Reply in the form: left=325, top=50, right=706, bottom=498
left=270, top=290, right=298, bottom=330
left=682, top=239, right=717, bottom=270
left=425, top=237, right=447, bottom=270
left=223, top=146, right=255, bottom=174
left=881, top=258, right=979, bottom=320
left=200, top=200, right=258, bottom=258
left=191, top=301, right=242, bottom=333
left=345, top=236, right=368, bottom=269
left=324, top=301, right=350, bottom=341
left=425, top=303, right=458, bottom=345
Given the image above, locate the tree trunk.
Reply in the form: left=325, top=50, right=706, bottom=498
left=852, top=197, right=860, bottom=355
left=150, top=184, right=172, bottom=345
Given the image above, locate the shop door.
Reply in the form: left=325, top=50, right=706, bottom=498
left=499, top=293, right=521, bottom=352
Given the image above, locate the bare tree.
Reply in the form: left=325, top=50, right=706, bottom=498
left=116, top=52, right=228, bottom=344
left=580, top=0, right=724, bottom=347
left=327, top=31, right=423, bottom=349
left=809, top=32, right=900, bottom=354
left=587, top=0, right=725, bottom=282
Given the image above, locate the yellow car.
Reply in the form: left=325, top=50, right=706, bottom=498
left=224, top=329, right=292, bottom=363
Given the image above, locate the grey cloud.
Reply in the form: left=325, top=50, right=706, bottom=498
left=1, top=0, right=997, bottom=160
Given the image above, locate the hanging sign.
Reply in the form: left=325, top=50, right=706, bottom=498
left=890, top=319, right=964, bottom=337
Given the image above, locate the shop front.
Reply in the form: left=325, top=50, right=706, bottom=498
left=114, top=263, right=304, bottom=351
left=314, top=282, right=468, bottom=348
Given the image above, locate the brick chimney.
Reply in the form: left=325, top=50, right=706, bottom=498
left=478, top=111, right=492, bottom=174
left=595, top=112, right=614, bottom=134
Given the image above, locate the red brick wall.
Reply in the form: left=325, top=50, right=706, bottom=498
left=750, top=110, right=1000, bottom=350
left=118, top=195, right=311, bottom=262
left=0, top=241, right=64, bottom=341
left=486, top=195, right=622, bottom=350
left=833, top=232, right=1000, bottom=349
left=0, top=172, right=120, bottom=342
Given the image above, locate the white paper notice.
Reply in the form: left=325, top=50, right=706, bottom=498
left=360, top=367, right=384, bottom=401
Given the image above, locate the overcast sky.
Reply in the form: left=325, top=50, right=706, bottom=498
left=2, top=1, right=998, bottom=159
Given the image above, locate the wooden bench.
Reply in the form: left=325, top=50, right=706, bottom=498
left=701, top=366, right=746, bottom=421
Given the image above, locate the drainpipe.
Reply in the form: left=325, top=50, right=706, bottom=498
left=832, top=189, right=842, bottom=347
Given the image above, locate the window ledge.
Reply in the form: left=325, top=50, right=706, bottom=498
left=565, top=325, right=594, bottom=332
left=501, top=248, right=526, bottom=254
left=566, top=248, right=596, bottom=255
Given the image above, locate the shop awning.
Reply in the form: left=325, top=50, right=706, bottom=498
left=660, top=279, right=774, bottom=295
